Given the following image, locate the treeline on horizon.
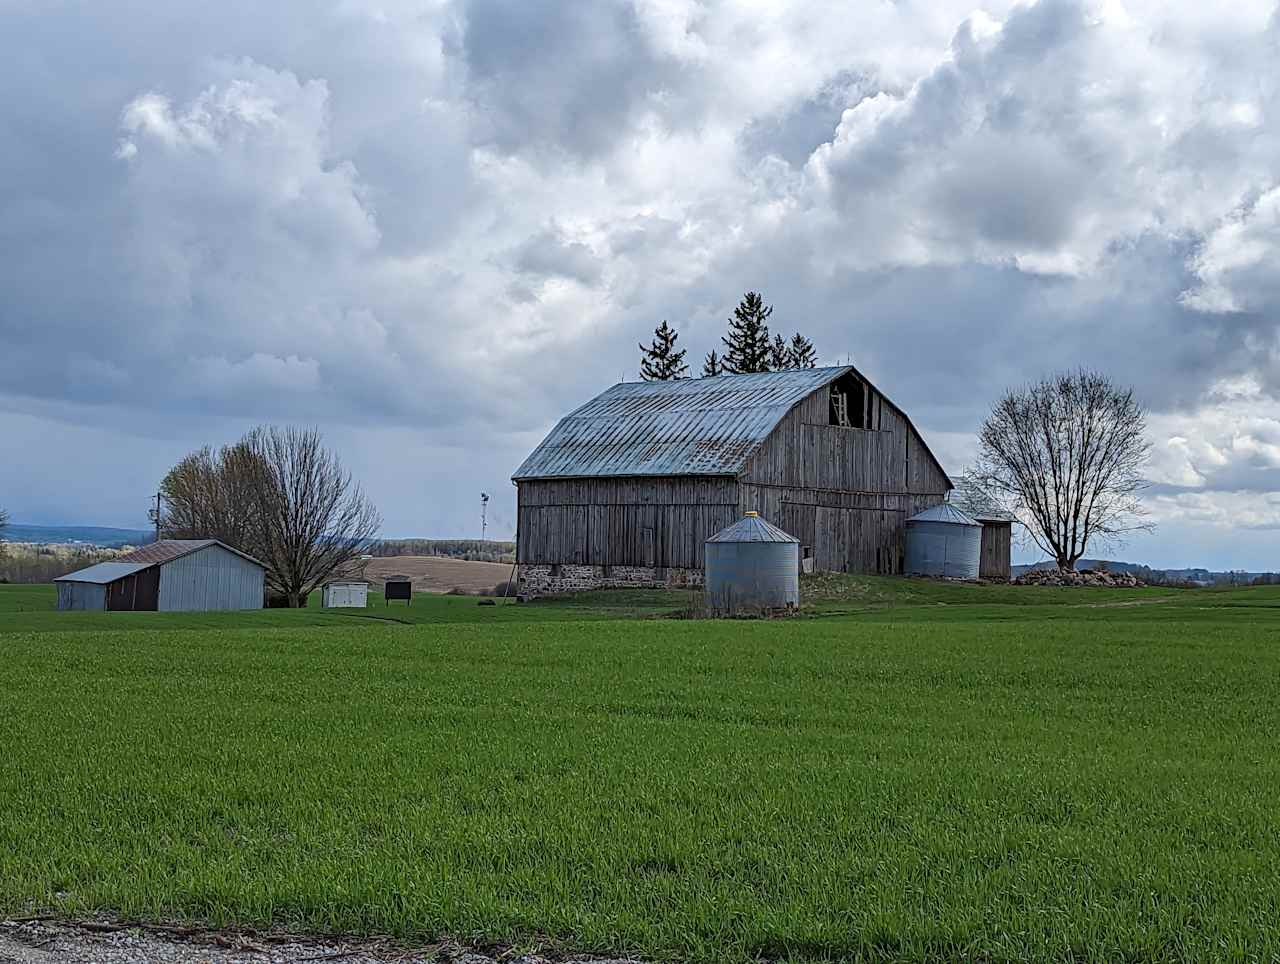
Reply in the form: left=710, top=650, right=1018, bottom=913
left=370, top=539, right=516, bottom=564
left=0, top=544, right=123, bottom=584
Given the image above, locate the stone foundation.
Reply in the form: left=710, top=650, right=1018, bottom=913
left=518, top=564, right=702, bottom=599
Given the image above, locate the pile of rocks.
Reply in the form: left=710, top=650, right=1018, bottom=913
left=1014, top=567, right=1145, bottom=588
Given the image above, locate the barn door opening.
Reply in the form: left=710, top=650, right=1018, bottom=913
left=829, top=373, right=866, bottom=429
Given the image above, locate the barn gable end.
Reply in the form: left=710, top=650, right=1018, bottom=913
left=737, top=368, right=951, bottom=575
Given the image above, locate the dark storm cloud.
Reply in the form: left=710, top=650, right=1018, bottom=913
left=459, top=0, right=697, bottom=158
left=511, top=228, right=604, bottom=285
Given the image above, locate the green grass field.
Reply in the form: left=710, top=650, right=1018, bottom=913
left=2, top=578, right=1279, bottom=961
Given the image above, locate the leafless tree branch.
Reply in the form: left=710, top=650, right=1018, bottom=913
left=160, top=426, right=381, bottom=606
left=969, top=370, right=1153, bottom=570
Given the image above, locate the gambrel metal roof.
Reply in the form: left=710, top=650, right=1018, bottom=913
left=513, top=367, right=854, bottom=480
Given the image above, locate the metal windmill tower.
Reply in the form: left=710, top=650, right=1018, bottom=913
left=480, top=492, right=490, bottom=543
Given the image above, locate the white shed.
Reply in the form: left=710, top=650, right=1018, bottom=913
left=322, top=581, right=369, bottom=608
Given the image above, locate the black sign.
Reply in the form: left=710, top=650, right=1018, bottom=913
left=384, top=579, right=412, bottom=604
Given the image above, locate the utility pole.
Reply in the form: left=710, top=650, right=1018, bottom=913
left=480, top=492, right=489, bottom=543
left=146, top=492, right=162, bottom=544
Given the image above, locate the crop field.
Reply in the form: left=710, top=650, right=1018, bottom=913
left=358, top=555, right=516, bottom=595
left=2, top=579, right=1279, bottom=962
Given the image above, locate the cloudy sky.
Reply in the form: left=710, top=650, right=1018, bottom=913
left=2, top=0, right=1279, bottom=569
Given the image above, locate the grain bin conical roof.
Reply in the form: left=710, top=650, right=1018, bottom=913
left=706, top=513, right=800, bottom=544
left=906, top=503, right=982, bottom=526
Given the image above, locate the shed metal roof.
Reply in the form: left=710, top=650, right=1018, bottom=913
left=707, top=514, right=800, bottom=544
left=54, top=561, right=152, bottom=585
left=116, top=539, right=265, bottom=569
left=907, top=504, right=982, bottom=526
left=513, top=367, right=854, bottom=480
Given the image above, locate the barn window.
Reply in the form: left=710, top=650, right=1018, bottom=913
left=550, top=564, right=562, bottom=577
left=829, top=375, right=866, bottom=428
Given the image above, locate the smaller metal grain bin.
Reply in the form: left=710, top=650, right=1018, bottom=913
left=705, top=512, right=801, bottom=616
left=904, top=503, right=983, bottom=579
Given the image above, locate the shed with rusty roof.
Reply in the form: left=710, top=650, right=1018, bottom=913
left=55, top=539, right=265, bottom=612
left=512, top=366, right=952, bottom=596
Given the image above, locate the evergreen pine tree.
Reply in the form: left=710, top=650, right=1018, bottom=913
left=721, top=291, right=773, bottom=373
left=702, top=350, right=722, bottom=377
left=770, top=333, right=790, bottom=370
left=786, top=332, right=818, bottom=368
left=638, top=320, right=689, bottom=380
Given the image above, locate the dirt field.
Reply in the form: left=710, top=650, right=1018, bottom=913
left=354, top=555, right=516, bottom=595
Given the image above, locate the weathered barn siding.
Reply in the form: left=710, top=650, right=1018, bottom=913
left=738, top=484, right=946, bottom=574
left=978, top=522, right=1012, bottom=581
left=106, top=567, right=160, bottom=611
left=517, top=477, right=739, bottom=569
left=740, top=384, right=949, bottom=494
left=157, top=543, right=264, bottom=611
left=57, top=582, right=106, bottom=611
left=736, top=377, right=950, bottom=574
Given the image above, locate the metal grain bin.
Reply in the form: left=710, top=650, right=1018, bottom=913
left=904, top=504, right=982, bottom=579
left=705, top=512, right=800, bottom=616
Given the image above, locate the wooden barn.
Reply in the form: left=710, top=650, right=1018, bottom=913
left=512, top=366, right=954, bottom=596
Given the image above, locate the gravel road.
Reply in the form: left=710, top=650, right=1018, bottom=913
left=0, top=919, right=641, bottom=964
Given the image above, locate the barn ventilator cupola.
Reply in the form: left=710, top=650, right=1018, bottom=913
left=904, top=503, right=982, bottom=579
left=704, top=512, right=801, bottom=616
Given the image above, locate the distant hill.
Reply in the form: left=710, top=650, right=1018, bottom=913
left=1013, top=559, right=1275, bottom=586
left=1, top=524, right=154, bottom=548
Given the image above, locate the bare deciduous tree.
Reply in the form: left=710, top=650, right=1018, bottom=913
left=0, top=506, right=8, bottom=560
left=160, top=442, right=264, bottom=552
left=970, top=370, right=1152, bottom=570
left=246, top=426, right=381, bottom=607
left=161, top=426, right=381, bottom=606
